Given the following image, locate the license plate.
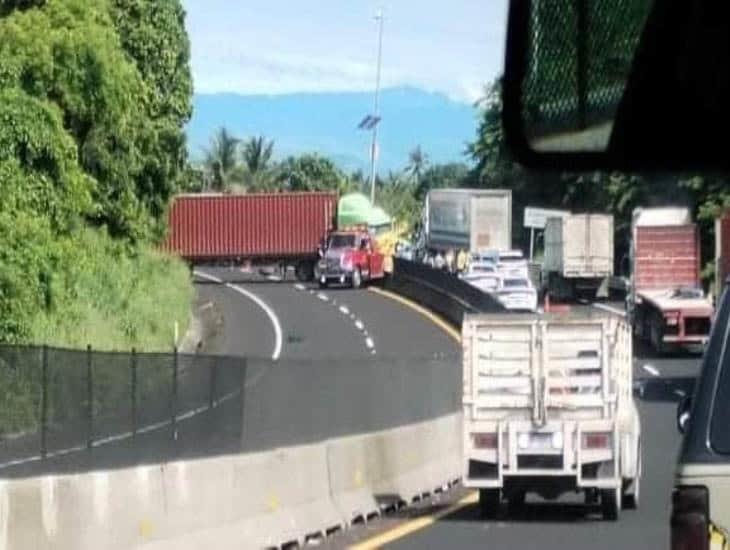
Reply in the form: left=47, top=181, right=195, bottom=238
left=528, top=433, right=553, bottom=449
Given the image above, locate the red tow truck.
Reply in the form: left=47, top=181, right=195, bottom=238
left=316, top=226, right=386, bottom=289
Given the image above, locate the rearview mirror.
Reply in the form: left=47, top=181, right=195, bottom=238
left=504, top=1, right=730, bottom=171
left=676, top=395, right=692, bottom=435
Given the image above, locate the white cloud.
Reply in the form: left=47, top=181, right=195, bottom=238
left=184, top=0, right=507, bottom=104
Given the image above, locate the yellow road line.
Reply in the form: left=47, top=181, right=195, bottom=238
left=367, top=287, right=461, bottom=343
left=349, top=491, right=478, bottom=550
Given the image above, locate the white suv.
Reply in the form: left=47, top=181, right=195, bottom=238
left=671, top=281, right=730, bottom=550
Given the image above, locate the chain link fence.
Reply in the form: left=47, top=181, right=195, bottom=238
left=0, top=344, right=460, bottom=478
left=523, top=0, right=653, bottom=136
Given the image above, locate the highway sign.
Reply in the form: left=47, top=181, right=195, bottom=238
left=524, top=207, right=570, bottom=229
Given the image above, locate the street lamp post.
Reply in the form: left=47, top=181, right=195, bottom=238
left=369, top=9, right=384, bottom=205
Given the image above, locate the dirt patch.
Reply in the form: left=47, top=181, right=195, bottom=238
left=179, top=294, right=225, bottom=355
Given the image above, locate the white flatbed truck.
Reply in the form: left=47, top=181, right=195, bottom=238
left=461, top=312, right=641, bottom=520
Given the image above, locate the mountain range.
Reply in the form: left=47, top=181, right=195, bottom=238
left=186, top=87, right=479, bottom=174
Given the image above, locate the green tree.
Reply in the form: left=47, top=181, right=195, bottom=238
left=377, top=172, right=419, bottom=230
left=203, top=127, right=240, bottom=191
left=276, top=153, right=351, bottom=193
left=242, top=136, right=276, bottom=191
left=109, top=0, right=194, bottom=220
left=416, top=162, right=470, bottom=200
left=406, top=146, right=429, bottom=186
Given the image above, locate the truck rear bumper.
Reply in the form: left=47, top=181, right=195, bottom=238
left=463, top=420, right=622, bottom=491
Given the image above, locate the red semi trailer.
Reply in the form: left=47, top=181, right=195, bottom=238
left=163, top=192, right=338, bottom=281
left=716, top=212, right=730, bottom=296
left=629, top=208, right=714, bottom=353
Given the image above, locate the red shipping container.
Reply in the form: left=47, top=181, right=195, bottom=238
left=163, top=192, right=338, bottom=262
left=717, top=213, right=730, bottom=290
left=634, top=225, right=700, bottom=292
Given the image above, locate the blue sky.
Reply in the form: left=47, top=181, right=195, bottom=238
left=182, top=1, right=509, bottom=104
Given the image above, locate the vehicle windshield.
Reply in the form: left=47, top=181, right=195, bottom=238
left=328, top=234, right=356, bottom=249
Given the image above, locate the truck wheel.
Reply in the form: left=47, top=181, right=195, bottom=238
left=295, top=261, right=314, bottom=282
left=622, top=476, right=640, bottom=510
left=479, top=489, right=500, bottom=520
left=650, top=317, right=665, bottom=355
left=351, top=268, right=362, bottom=289
left=507, top=491, right=526, bottom=516
left=600, top=487, right=621, bottom=521
left=622, top=452, right=641, bottom=510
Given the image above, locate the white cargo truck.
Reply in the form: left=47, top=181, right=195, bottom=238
left=461, top=313, right=641, bottom=521
left=422, top=189, right=512, bottom=254
left=542, top=213, right=614, bottom=301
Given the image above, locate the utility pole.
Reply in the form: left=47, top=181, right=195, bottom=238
left=369, top=8, right=385, bottom=205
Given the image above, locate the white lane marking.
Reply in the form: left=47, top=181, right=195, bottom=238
left=317, top=293, right=329, bottom=302
left=365, top=337, right=375, bottom=349
left=371, top=349, right=377, bottom=355
left=195, top=270, right=283, bottom=361
left=339, top=305, right=350, bottom=315
left=592, top=303, right=626, bottom=317
left=675, top=389, right=686, bottom=397
left=294, top=283, right=306, bottom=291
left=199, top=301, right=214, bottom=311
left=642, top=364, right=660, bottom=377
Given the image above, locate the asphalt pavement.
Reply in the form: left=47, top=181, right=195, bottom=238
left=192, top=275, right=703, bottom=549
left=195, top=267, right=459, bottom=360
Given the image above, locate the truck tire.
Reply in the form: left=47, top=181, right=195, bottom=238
left=600, top=487, right=621, bottom=521
left=295, top=261, right=314, bottom=282
left=507, top=491, right=526, bottom=516
left=479, top=489, right=500, bottom=520
left=649, top=313, right=665, bottom=355
left=351, top=268, right=362, bottom=289
left=622, top=451, right=641, bottom=510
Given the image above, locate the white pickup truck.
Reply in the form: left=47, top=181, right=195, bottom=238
left=461, top=312, right=641, bottom=521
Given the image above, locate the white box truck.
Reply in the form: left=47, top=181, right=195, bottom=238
left=422, top=189, right=512, bottom=254
left=461, top=312, right=641, bottom=521
left=543, top=213, right=614, bottom=301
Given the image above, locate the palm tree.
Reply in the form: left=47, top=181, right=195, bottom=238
left=203, top=127, right=240, bottom=191
left=406, top=146, right=429, bottom=186
left=241, top=136, right=276, bottom=192
left=242, top=136, right=275, bottom=175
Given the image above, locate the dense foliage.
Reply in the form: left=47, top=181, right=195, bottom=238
left=0, top=0, right=193, bottom=349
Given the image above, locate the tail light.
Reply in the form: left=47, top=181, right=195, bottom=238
left=582, top=432, right=611, bottom=449
left=472, top=433, right=498, bottom=449
left=671, top=485, right=709, bottom=550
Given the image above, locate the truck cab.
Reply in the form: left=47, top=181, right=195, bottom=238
left=316, top=227, right=385, bottom=289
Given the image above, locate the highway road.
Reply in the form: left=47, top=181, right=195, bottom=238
left=194, top=267, right=458, bottom=360
left=195, top=276, right=701, bottom=549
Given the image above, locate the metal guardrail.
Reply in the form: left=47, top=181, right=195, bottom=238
left=386, top=258, right=505, bottom=327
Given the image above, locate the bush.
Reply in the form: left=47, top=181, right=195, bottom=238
left=31, top=227, right=193, bottom=352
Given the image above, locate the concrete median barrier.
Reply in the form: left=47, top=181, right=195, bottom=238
left=1, top=413, right=461, bottom=549
left=327, top=412, right=461, bottom=521
left=2, top=443, right=342, bottom=550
